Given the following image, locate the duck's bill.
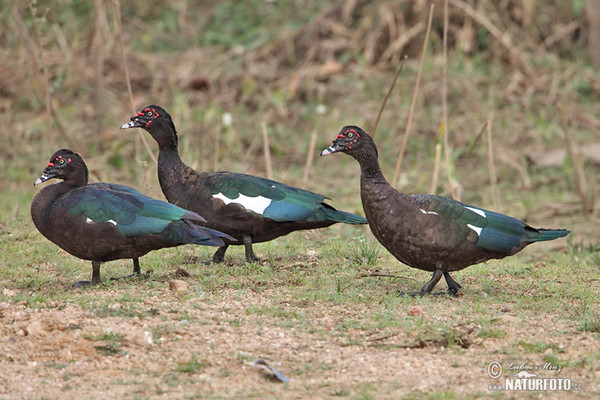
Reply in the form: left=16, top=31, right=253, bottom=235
left=320, top=142, right=344, bottom=156
left=34, top=173, right=53, bottom=186
left=120, top=120, right=141, bottom=129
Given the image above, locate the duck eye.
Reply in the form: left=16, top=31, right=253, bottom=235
left=57, top=159, right=65, bottom=165
left=347, top=132, right=354, bottom=138
left=147, top=111, right=153, bottom=117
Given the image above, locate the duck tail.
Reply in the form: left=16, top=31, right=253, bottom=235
left=318, top=204, right=367, bottom=224
left=526, top=228, right=570, bottom=243
left=163, top=220, right=234, bottom=247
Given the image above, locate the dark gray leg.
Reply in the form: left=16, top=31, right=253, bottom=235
left=419, top=270, right=444, bottom=295
left=243, top=236, right=259, bottom=262
left=110, top=258, right=148, bottom=282
left=398, top=270, right=444, bottom=297
left=132, top=258, right=141, bottom=275
left=91, top=260, right=102, bottom=285
left=212, top=245, right=229, bottom=263
left=443, top=272, right=462, bottom=296
left=73, top=260, right=102, bottom=288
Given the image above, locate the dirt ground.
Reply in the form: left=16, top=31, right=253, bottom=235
left=1, top=283, right=598, bottom=399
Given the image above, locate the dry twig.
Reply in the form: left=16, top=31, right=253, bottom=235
left=449, top=0, right=532, bottom=75
left=429, top=143, right=442, bottom=194
left=486, top=118, right=500, bottom=210
left=302, top=130, right=319, bottom=186
left=359, top=273, right=417, bottom=281
left=113, top=0, right=158, bottom=167
left=392, top=4, right=434, bottom=188
left=556, top=104, right=593, bottom=214
left=261, top=119, right=273, bottom=180
left=371, top=56, right=407, bottom=139
left=442, top=0, right=461, bottom=200
left=11, top=0, right=71, bottom=144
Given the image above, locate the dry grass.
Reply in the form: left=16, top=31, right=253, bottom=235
left=1, top=2, right=600, bottom=398
left=0, top=1, right=597, bottom=221
left=1, top=1, right=597, bottom=223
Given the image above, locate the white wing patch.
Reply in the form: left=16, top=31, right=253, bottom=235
left=420, top=208, right=438, bottom=215
left=213, top=192, right=272, bottom=215
left=86, top=217, right=117, bottom=225
left=465, top=206, right=486, bottom=218
left=467, top=224, right=482, bottom=236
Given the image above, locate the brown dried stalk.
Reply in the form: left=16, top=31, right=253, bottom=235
left=556, top=104, right=593, bottom=214
left=371, top=56, right=407, bottom=139
left=442, top=0, right=461, bottom=200
left=449, top=0, right=532, bottom=75
left=302, top=130, right=319, bottom=187
left=486, top=118, right=500, bottom=210
left=12, top=0, right=70, bottom=144
left=261, top=119, right=273, bottom=180
left=392, top=4, right=434, bottom=188
left=429, top=143, right=442, bottom=194
left=113, top=0, right=158, bottom=167
left=359, top=273, right=416, bottom=281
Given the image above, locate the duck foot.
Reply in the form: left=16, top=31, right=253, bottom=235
left=110, top=258, right=151, bottom=282
left=73, top=260, right=103, bottom=288
left=397, top=270, right=462, bottom=297
left=443, top=272, right=462, bottom=296
left=208, top=242, right=260, bottom=264
left=110, top=269, right=152, bottom=282
left=243, top=236, right=260, bottom=263
left=72, top=280, right=94, bottom=288
left=397, top=290, right=454, bottom=297
left=211, top=245, right=229, bottom=263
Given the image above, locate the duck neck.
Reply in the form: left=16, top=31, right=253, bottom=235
left=355, top=149, right=388, bottom=186
left=31, top=180, right=77, bottom=230
left=146, top=120, right=180, bottom=153
left=157, top=147, right=186, bottom=177
left=155, top=133, right=179, bottom=153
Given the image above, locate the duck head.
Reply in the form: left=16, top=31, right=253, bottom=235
left=121, top=105, right=167, bottom=129
left=35, top=149, right=88, bottom=186
left=320, top=126, right=377, bottom=158
left=121, top=105, right=178, bottom=150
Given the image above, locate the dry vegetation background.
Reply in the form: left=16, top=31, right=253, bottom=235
left=1, top=0, right=600, bottom=398
left=1, top=0, right=599, bottom=219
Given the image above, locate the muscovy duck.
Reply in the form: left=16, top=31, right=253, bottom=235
left=121, top=105, right=367, bottom=263
left=31, top=149, right=231, bottom=286
left=320, top=126, right=570, bottom=295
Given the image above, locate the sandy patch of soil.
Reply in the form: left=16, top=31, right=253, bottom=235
left=0, top=285, right=598, bottom=399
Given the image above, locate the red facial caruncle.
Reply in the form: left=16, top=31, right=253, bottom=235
left=339, top=127, right=359, bottom=149
left=49, top=155, right=72, bottom=166
left=140, top=107, right=160, bottom=127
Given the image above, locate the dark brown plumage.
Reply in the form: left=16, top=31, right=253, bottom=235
left=31, top=149, right=230, bottom=286
left=121, top=105, right=367, bottom=263
left=321, top=126, right=570, bottom=295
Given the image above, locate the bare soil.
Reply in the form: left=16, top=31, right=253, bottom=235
left=1, top=282, right=598, bottom=399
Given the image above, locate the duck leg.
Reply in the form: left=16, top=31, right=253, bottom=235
left=397, top=270, right=444, bottom=297
left=211, top=245, right=229, bottom=263
left=443, top=272, right=462, bottom=296
left=418, top=270, right=445, bottom=295
left=73, top=260, right=102, bottom=288
left=110, top=258, right=150, bottom=282
left=132, top=258, right=141, bottom=275
left=243, top=235, right=259, bottom=262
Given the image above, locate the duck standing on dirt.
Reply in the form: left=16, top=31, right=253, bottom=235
left=321, top=126, right=570, bottom=295
left=31, top=149, right=231, bottom=287
left=121, top=105, right=367, bottom=263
